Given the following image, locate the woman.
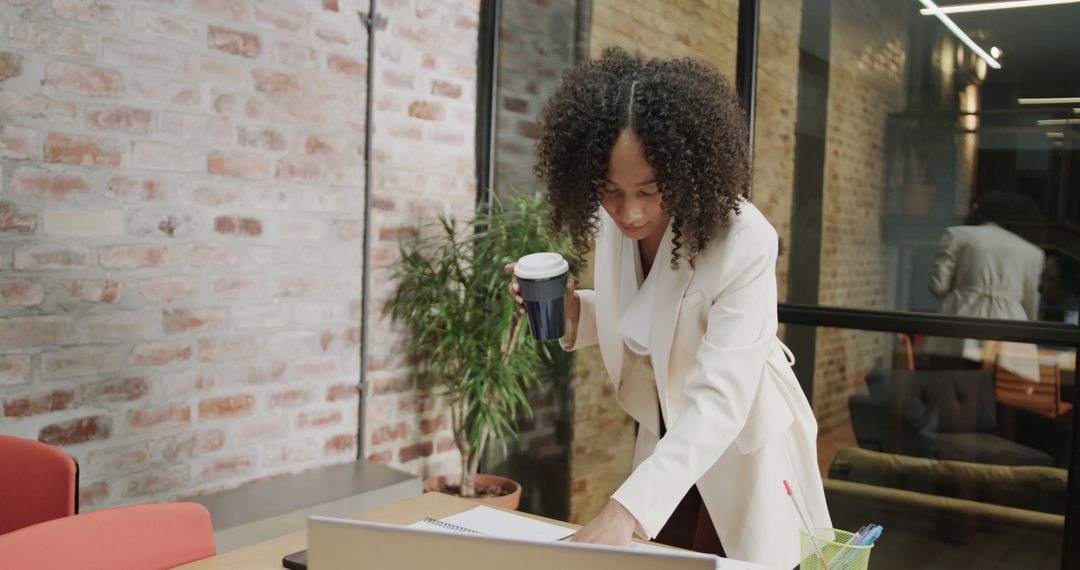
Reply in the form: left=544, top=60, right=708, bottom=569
left=507, top=48, right=830, bottom=569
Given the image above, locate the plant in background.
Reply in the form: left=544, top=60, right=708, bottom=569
left=386, top=192, right=578, bottom=498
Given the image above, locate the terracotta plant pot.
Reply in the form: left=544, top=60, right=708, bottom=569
left=423, top=473, right=522, bottom=511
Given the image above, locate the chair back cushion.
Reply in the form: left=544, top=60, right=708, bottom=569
left=0, top=435, right=78, bottom=535
left=896, top=370, right=997, bottom=434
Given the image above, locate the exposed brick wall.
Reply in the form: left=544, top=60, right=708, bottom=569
left=812, top=0, right=910, bottom=432
left=0, top=0, right=477, bottom=509
left=360, top=0, right=478, bottom=481
left=751, top=0, right=801, bottom=304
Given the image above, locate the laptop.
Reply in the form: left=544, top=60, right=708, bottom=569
left=302, top=515, right=721, bottom=570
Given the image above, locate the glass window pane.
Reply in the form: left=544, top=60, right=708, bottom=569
left=801, top=324, right=1073, bottom=568
left=755, top=0, right=1080, bottom=325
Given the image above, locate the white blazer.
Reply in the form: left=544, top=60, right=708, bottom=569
left=561, top=201, right=831, bottom=569
left=927, top=223, right=1044, bottom=356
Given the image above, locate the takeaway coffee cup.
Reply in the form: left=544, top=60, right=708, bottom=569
left=514, top=252, right=570, bottom=341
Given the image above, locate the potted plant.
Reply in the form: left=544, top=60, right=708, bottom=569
left=386, top=192, right=577, bottom=509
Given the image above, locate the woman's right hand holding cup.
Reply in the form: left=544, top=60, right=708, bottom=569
left=504, top=262, right=580, bottom=329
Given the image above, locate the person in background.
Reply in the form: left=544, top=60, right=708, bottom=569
left=505, top=48, right=830, bottom=570
left=1039, top=253, right=1079, bottom=324
left=926, top=191, right=1045, bottom=365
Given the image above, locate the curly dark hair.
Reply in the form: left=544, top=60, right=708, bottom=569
left=534, top=47, right=751, bottom=268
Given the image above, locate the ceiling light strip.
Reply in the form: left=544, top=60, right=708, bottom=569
left=1036, top=118, right=1080, bottom=126
left=917, top=0, right=1003, bottom=69
left=920, top=0, right=1080, bottom=15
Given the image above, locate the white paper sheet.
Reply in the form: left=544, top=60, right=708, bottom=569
left=415, top=506, right=575, bottom=543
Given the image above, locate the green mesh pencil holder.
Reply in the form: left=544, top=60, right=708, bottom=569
left=798, top=527, right=873, bottom=570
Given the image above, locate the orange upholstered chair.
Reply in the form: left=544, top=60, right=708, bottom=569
left=0, top=435, right=79, bottom=535
left=0, top=502, right=216, bottom=569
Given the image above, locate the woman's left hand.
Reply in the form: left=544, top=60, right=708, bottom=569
left=570, top=499, right=637, bottom=546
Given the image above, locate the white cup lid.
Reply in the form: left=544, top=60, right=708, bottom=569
left=514, top=252, right=569, bottom=280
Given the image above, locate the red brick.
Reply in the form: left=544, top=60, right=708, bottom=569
left=327, top=54, right=365, bottom=79
left=80, top=482, right=109, bottom=509
left=398, top=441, right=434, bottom=463
left=122, top=466, right=190, bottom=498
left=129, top=405, right=191, bottom=428
left=130, top=341, right=193, bottom=367
left=325, top=433, right=356, bottom=454
left=503, top=97, right=528, bottom=113
left=370, top=421, right=408, bottom=445
left=268, top=388, right=308, bottom=409
left=13, top=168, right=91, bottom=200
left=1, top=126, right=38, bottom=160
left=52, top=0, right=121, bottom=24
left=40, top=344, right=124, bottom=378
left=60, top=280, right=123, bottom=304
left=266, top=439, right=319, bottom=467
left=46, top=61, right=123, bottom=96
left=107, top=176, right=163, bottom=201
left=0, top=202, right=36, bottom=234
left=199, top=394, right=255, bottom=419
left=436, top=436, right=456, bottom=453
left=399, top=394, right=436, bottom=414
left=82, top=377, right=149, bottom=404
left=184, top=184, right=241, bottom=207
left=432, top=80, right=463, bottom=99
left=163, top=308, right=228, bottom=334
left=208, top=151, right=272, bottom=180
left=298, top=409, right=342, bottom=428
left=3, top=389, right=75, bottom=417
left=184, top=56, right=245, bottom=88
left=275, top=157, right=321, bottom=182
left=379, top=225, right=418, bottom=241
left=253, top=69, right=301, bottom=98
left=408, top=100, right=445, bottom=121
left=183, top=243, right=237, bottom=267
left=199, top=453, right=257, bottom=482
left=276, top=275, right=320, bottom=297
left=13, top=244, right=90, bottom=271
left=315, top=24, right=350, bottom=46
left=82, top=311, right=158, bottom=340
left=132, top=141, right=203, bottom=172
left=0, top=279, right=44, bottom=306
left=237, top=361, right=287, bottom=385
left=238, top=127, right=287, bottom=151
left=254, top=4, right=306, bottom=33
left=0, top=355, right=32, bottom=386
left=326, top=383, right=358, bottom=402
left=420, top=415, right=449, bottom=435
left=131, top=74, right=202, bottom=107
left=517, top=120, right=543, bottom=140
left=211, top=276, right=261, bottom=298
left=198, top=337, right=258, bottom=362
left=367, top=451, right=391, bottom=463
left=273, top=41, right=318, bottom=68
left=211, top=92, right=266, bottom=119
left=137, top=276, right=198, bottom=302
left=39, top=415, right=111, bottom=446
left=209, top=25, right=261, bottom=58
left=131, top=7, right=201, bottom=45
left=45, top=133, right=123, bottom=168
left=0, top=92, right=76, bottom=122
left=214, top=215, right=263, bottom=236
left=100, top=245, right=167, bottom=269
left=191, top=0, right=246, bottom=21
left=86, top=106, right=153, bottom=134
left=294, top=357, right=337, bottom=378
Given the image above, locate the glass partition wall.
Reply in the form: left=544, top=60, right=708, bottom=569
left=479, top=0, right=1080, bottom=566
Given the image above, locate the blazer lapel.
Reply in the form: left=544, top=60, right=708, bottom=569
left=649, top=223, right=694, bottom=412
left=594, top=213, right=625, bottom=390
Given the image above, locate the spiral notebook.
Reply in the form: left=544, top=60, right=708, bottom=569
left=406, top=506, right=575, bottom=542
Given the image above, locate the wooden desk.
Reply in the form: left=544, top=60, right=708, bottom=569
left=177, top=493, right=581, bottom=570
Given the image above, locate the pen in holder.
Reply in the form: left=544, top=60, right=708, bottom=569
left=798, top=527, right=874, bottom=570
